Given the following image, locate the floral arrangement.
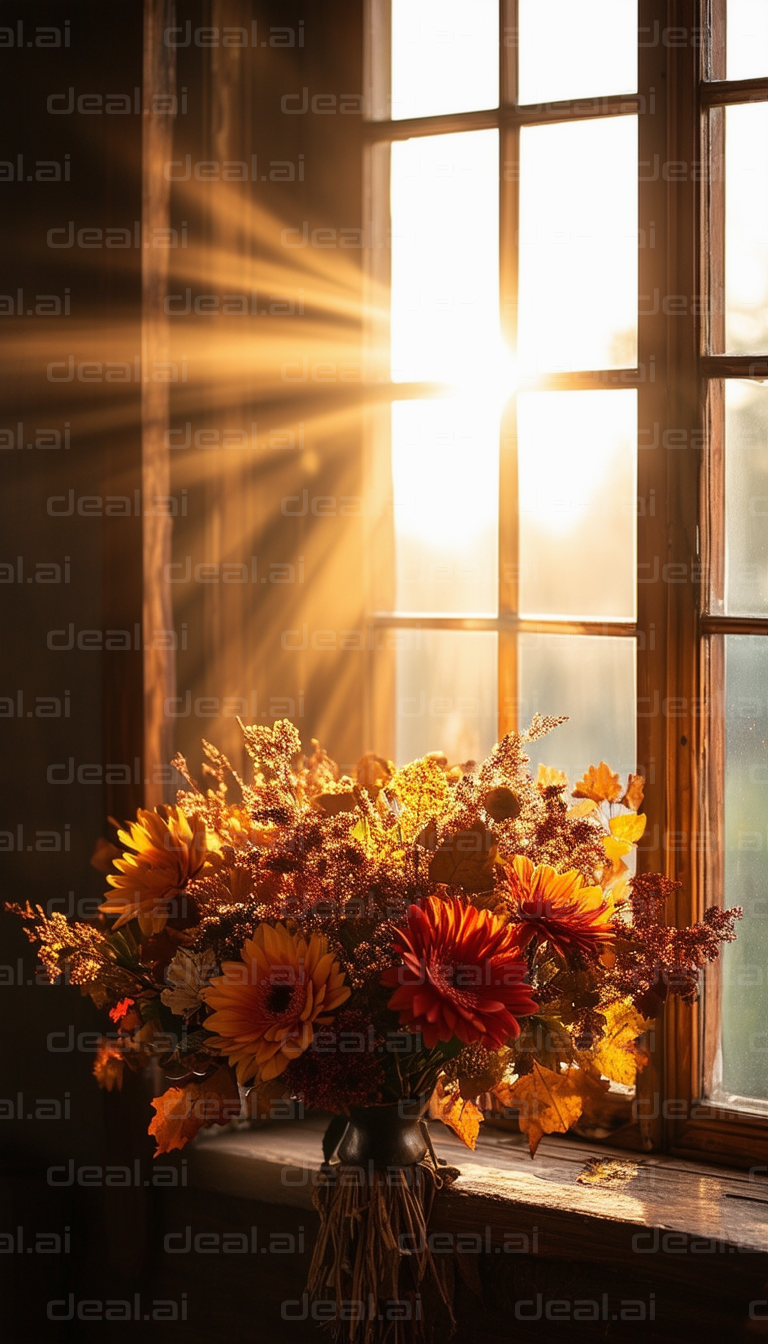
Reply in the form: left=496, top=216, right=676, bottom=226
left=10, top=715, right=741, bottom=1341
left=12, top=714, right=739, bottom=1156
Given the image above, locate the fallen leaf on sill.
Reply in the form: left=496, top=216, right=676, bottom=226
left=429, top=1077, right=484, bottom=1150
left=494, top=1062, right=584, bottom=1157
left=576, top=1158, right=639, bottom=1188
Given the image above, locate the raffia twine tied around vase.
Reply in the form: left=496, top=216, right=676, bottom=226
left=306, top=1115, right=460, bottom=1344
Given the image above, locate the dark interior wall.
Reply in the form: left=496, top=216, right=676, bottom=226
left=0, top=0, right=143, bottom=1155
left=0, top=1, right=365, bottom=1338
left=0, top=2, right=150, bottom=1337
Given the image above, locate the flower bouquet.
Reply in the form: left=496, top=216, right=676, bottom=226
left=11, top=715, right=740, bottom=1342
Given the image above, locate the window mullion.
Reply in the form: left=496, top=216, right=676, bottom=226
left=635, top=0, right=679, bottom=1153
left=498, top=0, right=519, bottom=738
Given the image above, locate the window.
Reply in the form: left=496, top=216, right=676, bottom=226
left=362, top=0, right=768, bottom=1162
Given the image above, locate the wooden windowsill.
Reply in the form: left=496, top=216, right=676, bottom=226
left=189, top=1117, right=768, bottom=1276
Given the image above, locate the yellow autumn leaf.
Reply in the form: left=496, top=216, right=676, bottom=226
left=429, top=1078, right=484, bottom=1150
left=609, top=813, right=647, bottom=844
left=589, top=1001, right=652, bottom=1087
left=495, top=1063, right=584, bottom=1157
left=537, top=765, right=568, bottom=790
left=601, top=853, right=629, bottom=890
left=567, top=799, right=599, bottom=819
left=602, top=834, right=633, bottom=861
left=606, top=874, right=631, bottom=908
left=572, top=762, right=623, bottom=805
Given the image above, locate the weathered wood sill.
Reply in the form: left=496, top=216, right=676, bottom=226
left=189, top=1117, right=767, bottom=1292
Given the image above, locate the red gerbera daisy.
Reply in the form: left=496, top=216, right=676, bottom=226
left=504, top=854, right=615, bottom=959
left=381, top=894, right=537, bottom=1049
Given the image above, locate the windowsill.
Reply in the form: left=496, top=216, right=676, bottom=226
left=189, top=1116, right=768, bottom=1272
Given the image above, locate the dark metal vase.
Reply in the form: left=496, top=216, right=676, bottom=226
left=337, top=1102, right=428, bottom=1169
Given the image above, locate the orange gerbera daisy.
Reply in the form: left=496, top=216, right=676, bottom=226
left=202, top=923, right=350, bottom=1083
left=381, top=894, right=537, bottom=1050
left=100, top=806, right=220, bottom=936
left=504, top=855, right=615, bottom=959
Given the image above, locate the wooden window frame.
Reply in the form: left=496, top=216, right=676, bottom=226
left=362, top=0, right=768, bottom=1167
left=662, top=0, right=768, bottom=1165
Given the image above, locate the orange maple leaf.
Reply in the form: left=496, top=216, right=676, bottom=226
left=495, top=1062, right=584, bottom=1157
left=572, top=763, right=622, bottom=805
left=148, top=1066, right=240, bottom=1155
left=621, top=773, right=645, bottom=812
left=429, top=1077, right=484, bottom=1150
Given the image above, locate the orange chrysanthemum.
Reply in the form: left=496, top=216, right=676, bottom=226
left=504, top=854, right=615, bottom=959
left=202, top=923, right=350, bottom=1084
left=381, top=894, right=538, bottom=1050
left=100, top=806, right=220, bottom=936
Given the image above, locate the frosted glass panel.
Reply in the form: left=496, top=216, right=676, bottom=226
left=390, top=131, right=500, bottom=384
left=725, top=103, right=768, bottom=354
left=394, top=630, right=498, bottom=765
left=718, top=636, right=768, bottom=1105
left=518, top=390, right=637, bottom=619
left=518, top=0, right=636, bottom=105
left=726, top=0, right=768, bottom=79
left=391, top=0, right=498, bottom=121
left=392, top=399, right=498, bottom=614
left=518, top=117, right=638, bottom=373
left=518, top=634, right=636, bottom=781
left=725, top=381, right=768, bottom=616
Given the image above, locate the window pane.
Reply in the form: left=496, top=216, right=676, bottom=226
left=725, top=103, right=768, bottom=354
left=394, top=630, right=498, bottom=764
left=518, top=0, right=636, bottom=105
left=726, top=0, right=768, bottom=79
left=517, top=634, right=636, bottom=780
left=518, top=117, right=638, bottom=374
left=718, top=635, right=768, bottom=1106
left=725, top=380, right=768, bottom=616
left=391, top=398, right=498, bottom=615
left=517, top=390, right=637, bottom=620
left=390, top=130, right=500, bottom=384
left=391, top=0, right=498, bottom=120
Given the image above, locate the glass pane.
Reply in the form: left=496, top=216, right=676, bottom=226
left=391, top=0, right=498, bottom=121
left=391, top=398, right=498, bottom=614
left=517, top=390, right=637, bottom=619
left=725, top=103, right=768, bottom=354
left=726, top=0, right=768, bottom=79
left=394, top=630, right=498, bottom=765
left=718, top=635, right=768, bottom=1105
left=518, top=117, right=638, bottom=374
left=390, top=130, right=500, bottom=384
left=517, top=634, right=636, bottom=781
left=518, top=0, right=636, bottom=105
left=725, top=380, right=768, bottom=616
